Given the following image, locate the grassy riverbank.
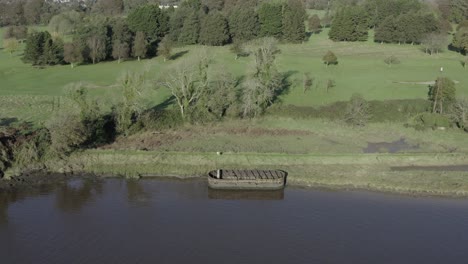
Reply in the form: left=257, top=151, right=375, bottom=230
left=56, top=149, right=468, bottom=196
left=26, top=117, right=459, bottom=196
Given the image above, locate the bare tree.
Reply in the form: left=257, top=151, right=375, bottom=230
left=421, top=33, right=448, bottom=55
left=243, top=37, right=284, bottom=117
left=344, top=93, right=371, bottom=127
left=450, top=98, right=468, bottom=129
left=87, top=35, right=106, bottom=64
left=303, top=72, right=314, bottom=93
left=63, top=42, right=83, bottom=68
left=161, top=54, right=210, bottom=119
left=3, top=38, right=19, bottom=56
left=112, top=41, right=130, bottom=63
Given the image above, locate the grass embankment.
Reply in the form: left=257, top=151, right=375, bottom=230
left=47, top=118, right=468, bottom=196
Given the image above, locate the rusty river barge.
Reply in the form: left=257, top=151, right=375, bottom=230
left=208, top=169, right=286, bottom=190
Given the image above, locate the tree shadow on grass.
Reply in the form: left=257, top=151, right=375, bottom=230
left=170, top=50, right=189, bottom=61
left=273, top=70, right=298, bottom=104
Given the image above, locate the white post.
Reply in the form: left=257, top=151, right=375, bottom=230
left=217, top=170, right=221, bottom=179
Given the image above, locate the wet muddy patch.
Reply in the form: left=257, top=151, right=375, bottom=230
left=363, top=138, right=419, bottom=153
left=391, top=165, right=468, bottom=172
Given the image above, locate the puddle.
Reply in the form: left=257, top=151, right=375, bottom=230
left=391, top=165, right=468, bottom=172
left=363, top=138, right=419, bottom=153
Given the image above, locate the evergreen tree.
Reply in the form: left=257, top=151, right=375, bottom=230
left=127, top=5, right=170, bottom=44
left=178, top=11, right=201, bottom=45
left=329, top=7, right=368, bottom=42
left=375, top=16, right=397, bottom=43
left=282, top=0, right=307, bottom=43
left=41, top=36, right=64, bottom=65
left=199, top=12, right=230, bottom=46
left=22, top=31, right=46, bottom=65
left=258, top=2, right=283, bottom=38
left=228, top=8, right=259, bottom=42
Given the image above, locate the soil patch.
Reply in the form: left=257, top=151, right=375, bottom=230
left=363, top=138, right=419, bottom=153
left=391, top=165, right=468, bottom=172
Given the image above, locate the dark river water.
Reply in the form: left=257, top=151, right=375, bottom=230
left=1, top=178, right=468, bottom=264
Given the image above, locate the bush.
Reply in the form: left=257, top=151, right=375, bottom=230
left=345, top=94, right=371, bottom=126
left=411, top=113, right=452, bottom=130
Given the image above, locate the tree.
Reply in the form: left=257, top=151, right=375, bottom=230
left=178, top=11, right=201, bottom=45
left=308, top=14, right=322, bottom=34
left=22, top=31, right=61, bottom=65
left=93, top=0, right=124, bottom=16
left=112, top=41, right=130, bottom=63
left=133, top=31, right=147, bottom=61
left=127, top=5, right=170, bottom=44
left=114, top=71, right=145, bottom=134
left=63, top=42, right=84, bottom=68
left=228, top=8, right=259, bottom=42
left=282, top=0, right=307, bottom=43
left=23, top=0, right=44, bottom=25
left=157, top=36, right=172, bottom=61
left=450, top=98, right=468, bottom=129
left=204, top=71, right=239, bottom=118
left=87, top=35, right=106, bottom=64
left=329, top=6, right=368, bottom=42
left=429, top=77, right=456, bottom=114
left=3, top=38, right=20, bottom=56
left=453, top=26, right=468, bottom=54
left=303, top=72, right=314, bottom=93
left=41, top=36, right=64, bottom=65
left=384, top=55, right=400, bottom=67
left=258, top=2, right=283, bottom=38
left=161, top=54, right=210, bottom=119
left=421, top=33, right=448, bottom=55
left=199, top=12, right=230, bottom=46
left=48, top=11, right=81, bottom=37
left=3, top=26, right=28, bottom=40
left=243, top=38, right=284, bottom=117
left=345, top=93, right=371, bottom=127
left=322, top=50, right=338, bottom=66
left=375, top=16, right=398, bottom=43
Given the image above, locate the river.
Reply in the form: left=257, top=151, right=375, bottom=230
left=1, top=178, right=468, bottom=264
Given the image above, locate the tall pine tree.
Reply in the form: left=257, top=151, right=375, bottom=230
left=282, top=0, right=307, bottom=43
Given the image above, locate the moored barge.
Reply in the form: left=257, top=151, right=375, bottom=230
left=208, top=169, right=286, bottom=190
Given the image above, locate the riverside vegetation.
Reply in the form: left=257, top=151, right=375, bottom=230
left=1, top=0, right=468, bottom=195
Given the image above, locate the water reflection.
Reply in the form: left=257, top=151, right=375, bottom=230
left=55, top=178, right=103, bottom=212
left=126, top=179, right=152, bottom=205
left=0, top=185, right=57, bottom=225
left=208, top=189, right=284, bottom=200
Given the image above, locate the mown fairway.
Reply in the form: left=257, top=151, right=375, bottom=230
left=1, top=25, right=468, bottom=124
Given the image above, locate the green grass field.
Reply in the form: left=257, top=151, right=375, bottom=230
left=1, top=25, right=468, bottom=123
